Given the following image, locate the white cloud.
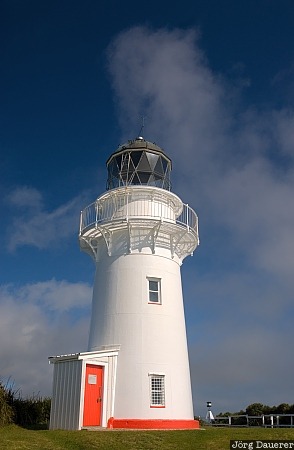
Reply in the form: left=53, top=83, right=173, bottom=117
left=273, top=109, right=294, bottom=158
left=108, top=26, right=294, bottom=280
left=108, top=27, right=229, bottom=165
left=6, top=186, right=43, bottom=210
left=0, top=280, right=91, bottom=397
left=190, top=329, right=294, bottom=414
left=6, top=187, right=88, bottom=251
left=12, top=279, right=92, bottom=312
left=108, top=26, right=294, bottom=415
left=184, top=267, right=294, bottom=415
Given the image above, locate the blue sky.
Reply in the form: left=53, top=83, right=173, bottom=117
left=1, top=0, right=294, bottom=417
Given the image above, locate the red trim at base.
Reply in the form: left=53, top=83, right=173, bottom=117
left=107, top=417, right=200, bottom=429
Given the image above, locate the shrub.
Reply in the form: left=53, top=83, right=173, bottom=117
left=0, top=382, right=14, bottom=426
left=0, top=379, right=51, bottom=428
left=12, top=395, right=51, bottom=427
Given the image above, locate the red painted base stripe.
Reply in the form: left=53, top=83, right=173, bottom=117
left=107, top=417, right=200, bottom=429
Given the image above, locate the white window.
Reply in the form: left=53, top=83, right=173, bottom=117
left=148, top=278, right=161, bottom=304
left=149, top=374, right=165, bottom=407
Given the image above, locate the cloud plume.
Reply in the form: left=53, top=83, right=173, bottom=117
left=6, top=187, right=88, bottom=251
left=108, top=26, right=294, bottom=414
left=0, top=280, right=91, bottom=397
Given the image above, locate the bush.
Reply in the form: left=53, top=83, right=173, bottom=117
left=0, top=382, right=14, bottom=426
left=13, top=395, right=51, bottom=427
left=0, top=379, right=51, bottom=428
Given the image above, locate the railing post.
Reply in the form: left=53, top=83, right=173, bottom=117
left=79, top=211, right=82, bottom=235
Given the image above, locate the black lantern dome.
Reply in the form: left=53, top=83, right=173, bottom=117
left=106, top=137, right=172, bottom=191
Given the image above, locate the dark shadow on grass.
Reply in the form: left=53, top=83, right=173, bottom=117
left=20, top=423, right=49, bottom=431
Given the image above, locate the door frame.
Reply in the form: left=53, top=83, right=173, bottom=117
left=80, top=360, right=108, bottom=428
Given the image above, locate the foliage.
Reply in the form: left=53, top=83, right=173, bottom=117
left=0, top=382, right=14, bottom=426
left=0, top=379, right=50, bottom=428
left=246, top=402, right=266, bottom=416
left=218, top=402, right=294, bottom=417
left=12, top=395, right=51, bottom=427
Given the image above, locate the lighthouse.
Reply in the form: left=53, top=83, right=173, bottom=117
left=49, top=137, right=199, bottom=430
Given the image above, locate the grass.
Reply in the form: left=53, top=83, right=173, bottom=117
left=0, top=425, right=294, bottom=450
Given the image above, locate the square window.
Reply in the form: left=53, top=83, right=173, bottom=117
left=149, top=291, right=159, bottom=302
left=149, top=374, right=165, bottom=407
left=149, top=280, right=158, bottom=291
left=148, top=278, right=161, bottom=304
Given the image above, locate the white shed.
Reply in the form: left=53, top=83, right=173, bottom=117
left=49, top=347, right=119, bottom=430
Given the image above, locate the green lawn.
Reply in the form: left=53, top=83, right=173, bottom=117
left=1, top=425, right=294, bottom=449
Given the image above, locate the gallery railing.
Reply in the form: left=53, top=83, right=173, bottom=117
left=80, top=191, right=199, bottom=240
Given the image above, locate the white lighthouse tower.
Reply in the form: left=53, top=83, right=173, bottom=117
left=49, top=137, right=199, bottom=430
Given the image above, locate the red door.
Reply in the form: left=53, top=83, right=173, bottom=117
left=83, top=364, right=104, bottom=427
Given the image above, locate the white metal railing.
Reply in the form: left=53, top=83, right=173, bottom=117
left=79, top=194, right=198, bottom=237
left=211, top=414, right=294, bottom=428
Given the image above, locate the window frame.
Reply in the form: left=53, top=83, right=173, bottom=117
left=149, top=373, right=165, bottom=408
left=147, top=277, right=161, bottom=304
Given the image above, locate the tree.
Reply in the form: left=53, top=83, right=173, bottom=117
left=245, top=403, right=265, bottom=416
left=274, top=403, right=290, bottom=415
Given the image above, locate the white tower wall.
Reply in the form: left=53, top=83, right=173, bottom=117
left=88, top=250, right=193, bottom=419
